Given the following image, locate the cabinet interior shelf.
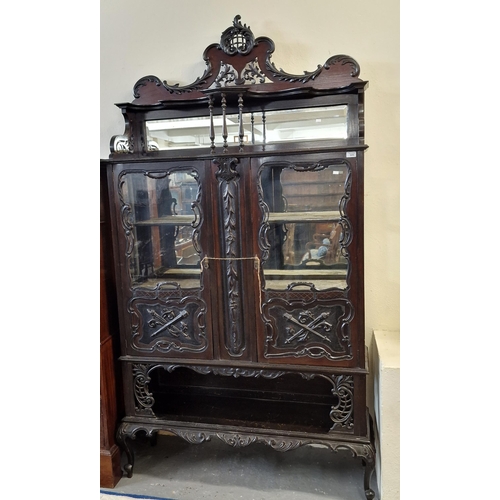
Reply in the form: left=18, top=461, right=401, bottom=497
left=264, top=269, right=346, bottom=277
left=268, top=211, right=340, bottom=223
left=135, top=215, right=195, bottom=226
left=149, top=368, right=335, bottom=434
left=134, top=211, right=341, bottom=226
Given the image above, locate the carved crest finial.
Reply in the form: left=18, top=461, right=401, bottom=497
left=220, top=15, right=255, bottom=55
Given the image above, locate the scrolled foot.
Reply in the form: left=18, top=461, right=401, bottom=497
left=365, top=488, right=375, bottom=500
left=124, top=463, right=134, bottom=478
left=361, top=447, right=375, bottom=499
left=116, top=422, right=136, bottom=479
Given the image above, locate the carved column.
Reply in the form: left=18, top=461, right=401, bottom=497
left=214, top=158, right=246, bottom=357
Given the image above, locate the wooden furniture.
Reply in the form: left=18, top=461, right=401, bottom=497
left=100, top=165, right=123, bottom=487
left=102, top=15, right=375, bottom=499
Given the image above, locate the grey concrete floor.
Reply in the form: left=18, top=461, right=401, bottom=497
left=101, top=433, right=378, bottom=500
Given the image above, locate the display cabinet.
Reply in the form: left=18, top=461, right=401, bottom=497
left=102, top=15, right=375, bottom=499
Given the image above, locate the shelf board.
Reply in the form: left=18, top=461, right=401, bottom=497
left=265, top=279, right=347, bottom=291
left=268, top=211, right=340, bottom=223
left=135, top=215, right=195, bottom=226
left=160, top=268, right=201, bottom=275
left=264, top=269, right=346, bottom=277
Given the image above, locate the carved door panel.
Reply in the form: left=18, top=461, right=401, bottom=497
left=250, top=153, right=363, bottom=367
left=111, top=161, right=217, bottom=359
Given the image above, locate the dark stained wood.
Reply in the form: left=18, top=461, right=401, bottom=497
left=102, top=15, right=375, bottom=499
left=100, top=164, right=123, bottom=488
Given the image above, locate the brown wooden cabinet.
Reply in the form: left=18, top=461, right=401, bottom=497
left=100, top=164, right=123, bottom=488
left=102, top=15, right=376, bottom=499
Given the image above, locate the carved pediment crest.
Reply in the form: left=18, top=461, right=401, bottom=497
left=220, top=15, right=255, bottom=55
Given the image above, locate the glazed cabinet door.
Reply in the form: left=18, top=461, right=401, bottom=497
left=249, top=152, right=365, bottom=368
left=109, top=160, right=217, bottom=359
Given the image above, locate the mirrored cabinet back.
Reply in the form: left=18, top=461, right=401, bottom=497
left=101, top=15, right=376, bottom=499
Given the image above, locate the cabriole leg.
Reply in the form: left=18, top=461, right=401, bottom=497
left=116, top=423, right=136, bottom=478
left=363, top=456, right=375, bottom=500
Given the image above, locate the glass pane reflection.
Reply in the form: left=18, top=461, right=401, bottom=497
left=146, top=105, right=347, bottom=150
left=260, top=164, right=348, bottom=290
left=121, top=171, right=201, bottom=288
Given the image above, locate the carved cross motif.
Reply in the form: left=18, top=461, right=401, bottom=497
left=284, top=311, right=332, bottom=344
left=147, top=308, right=189, bottom=338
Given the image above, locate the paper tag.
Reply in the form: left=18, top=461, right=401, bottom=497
left=346, top=152, right=356, bottom=158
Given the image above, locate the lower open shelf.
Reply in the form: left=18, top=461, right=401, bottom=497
left=139, top=366, right=355, bottom=435
left=117, top=362, right=375, bottom=500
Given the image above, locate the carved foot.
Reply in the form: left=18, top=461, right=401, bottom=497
left=124, top=463, right=134, bottom=479
left=116, top=423, right=136, bottom=478
left=363, top=455, right=375, bottom=500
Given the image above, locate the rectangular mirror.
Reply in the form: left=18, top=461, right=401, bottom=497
left=146, top=105, right=348, bottom=150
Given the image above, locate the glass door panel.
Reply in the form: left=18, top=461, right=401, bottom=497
left=259, top=162, right=349, bottom=290
left=120, top=169, right=202, bottom=288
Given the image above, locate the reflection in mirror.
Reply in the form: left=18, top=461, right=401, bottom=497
left=121, top=170, right=201, bottom=288
left=260, top=163, right=348, bottom=290
left=146, top=105, right=347, bottom=150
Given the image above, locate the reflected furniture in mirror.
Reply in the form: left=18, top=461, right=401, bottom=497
left=102, top=15, right=375, bottom=499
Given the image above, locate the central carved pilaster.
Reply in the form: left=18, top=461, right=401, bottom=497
left=214, top=158, right=246, bottom=357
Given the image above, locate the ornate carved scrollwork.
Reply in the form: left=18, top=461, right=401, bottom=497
left=265, top=59, right=323, bottom=84
left=296, top=373, right=355, bottom=431
left=213, top=62, right=237, bottom=87
left=126, top=15, right=365, bottom=110
left=111, top=135, right=133, bottom=154
left=338, top=164, right=353, bottom=260
left=211, top=58, right=271, bottom=88
left=214, top=158, right=246, bottom=357
left=242, top=57, right=268, bottom=84
left=116, top=420, right=375, bottom=497
left=323, top=55, right=361, bottom=77
left=132, top=364, right=155, bottom=416
left=133, top=71, right=213, bottom=97
left=220, top=15, right=255, bottom=55
left=217, top=433, right=257, bottom=447
left=165, top=364, right=286, bottom=379
left=265, top=54, right=360, bottom=84
left=169, top=430, right=212, bottom=444
left=171, top=427, right=307, bottom=452
left=327, top=375, right=354, bottom=430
